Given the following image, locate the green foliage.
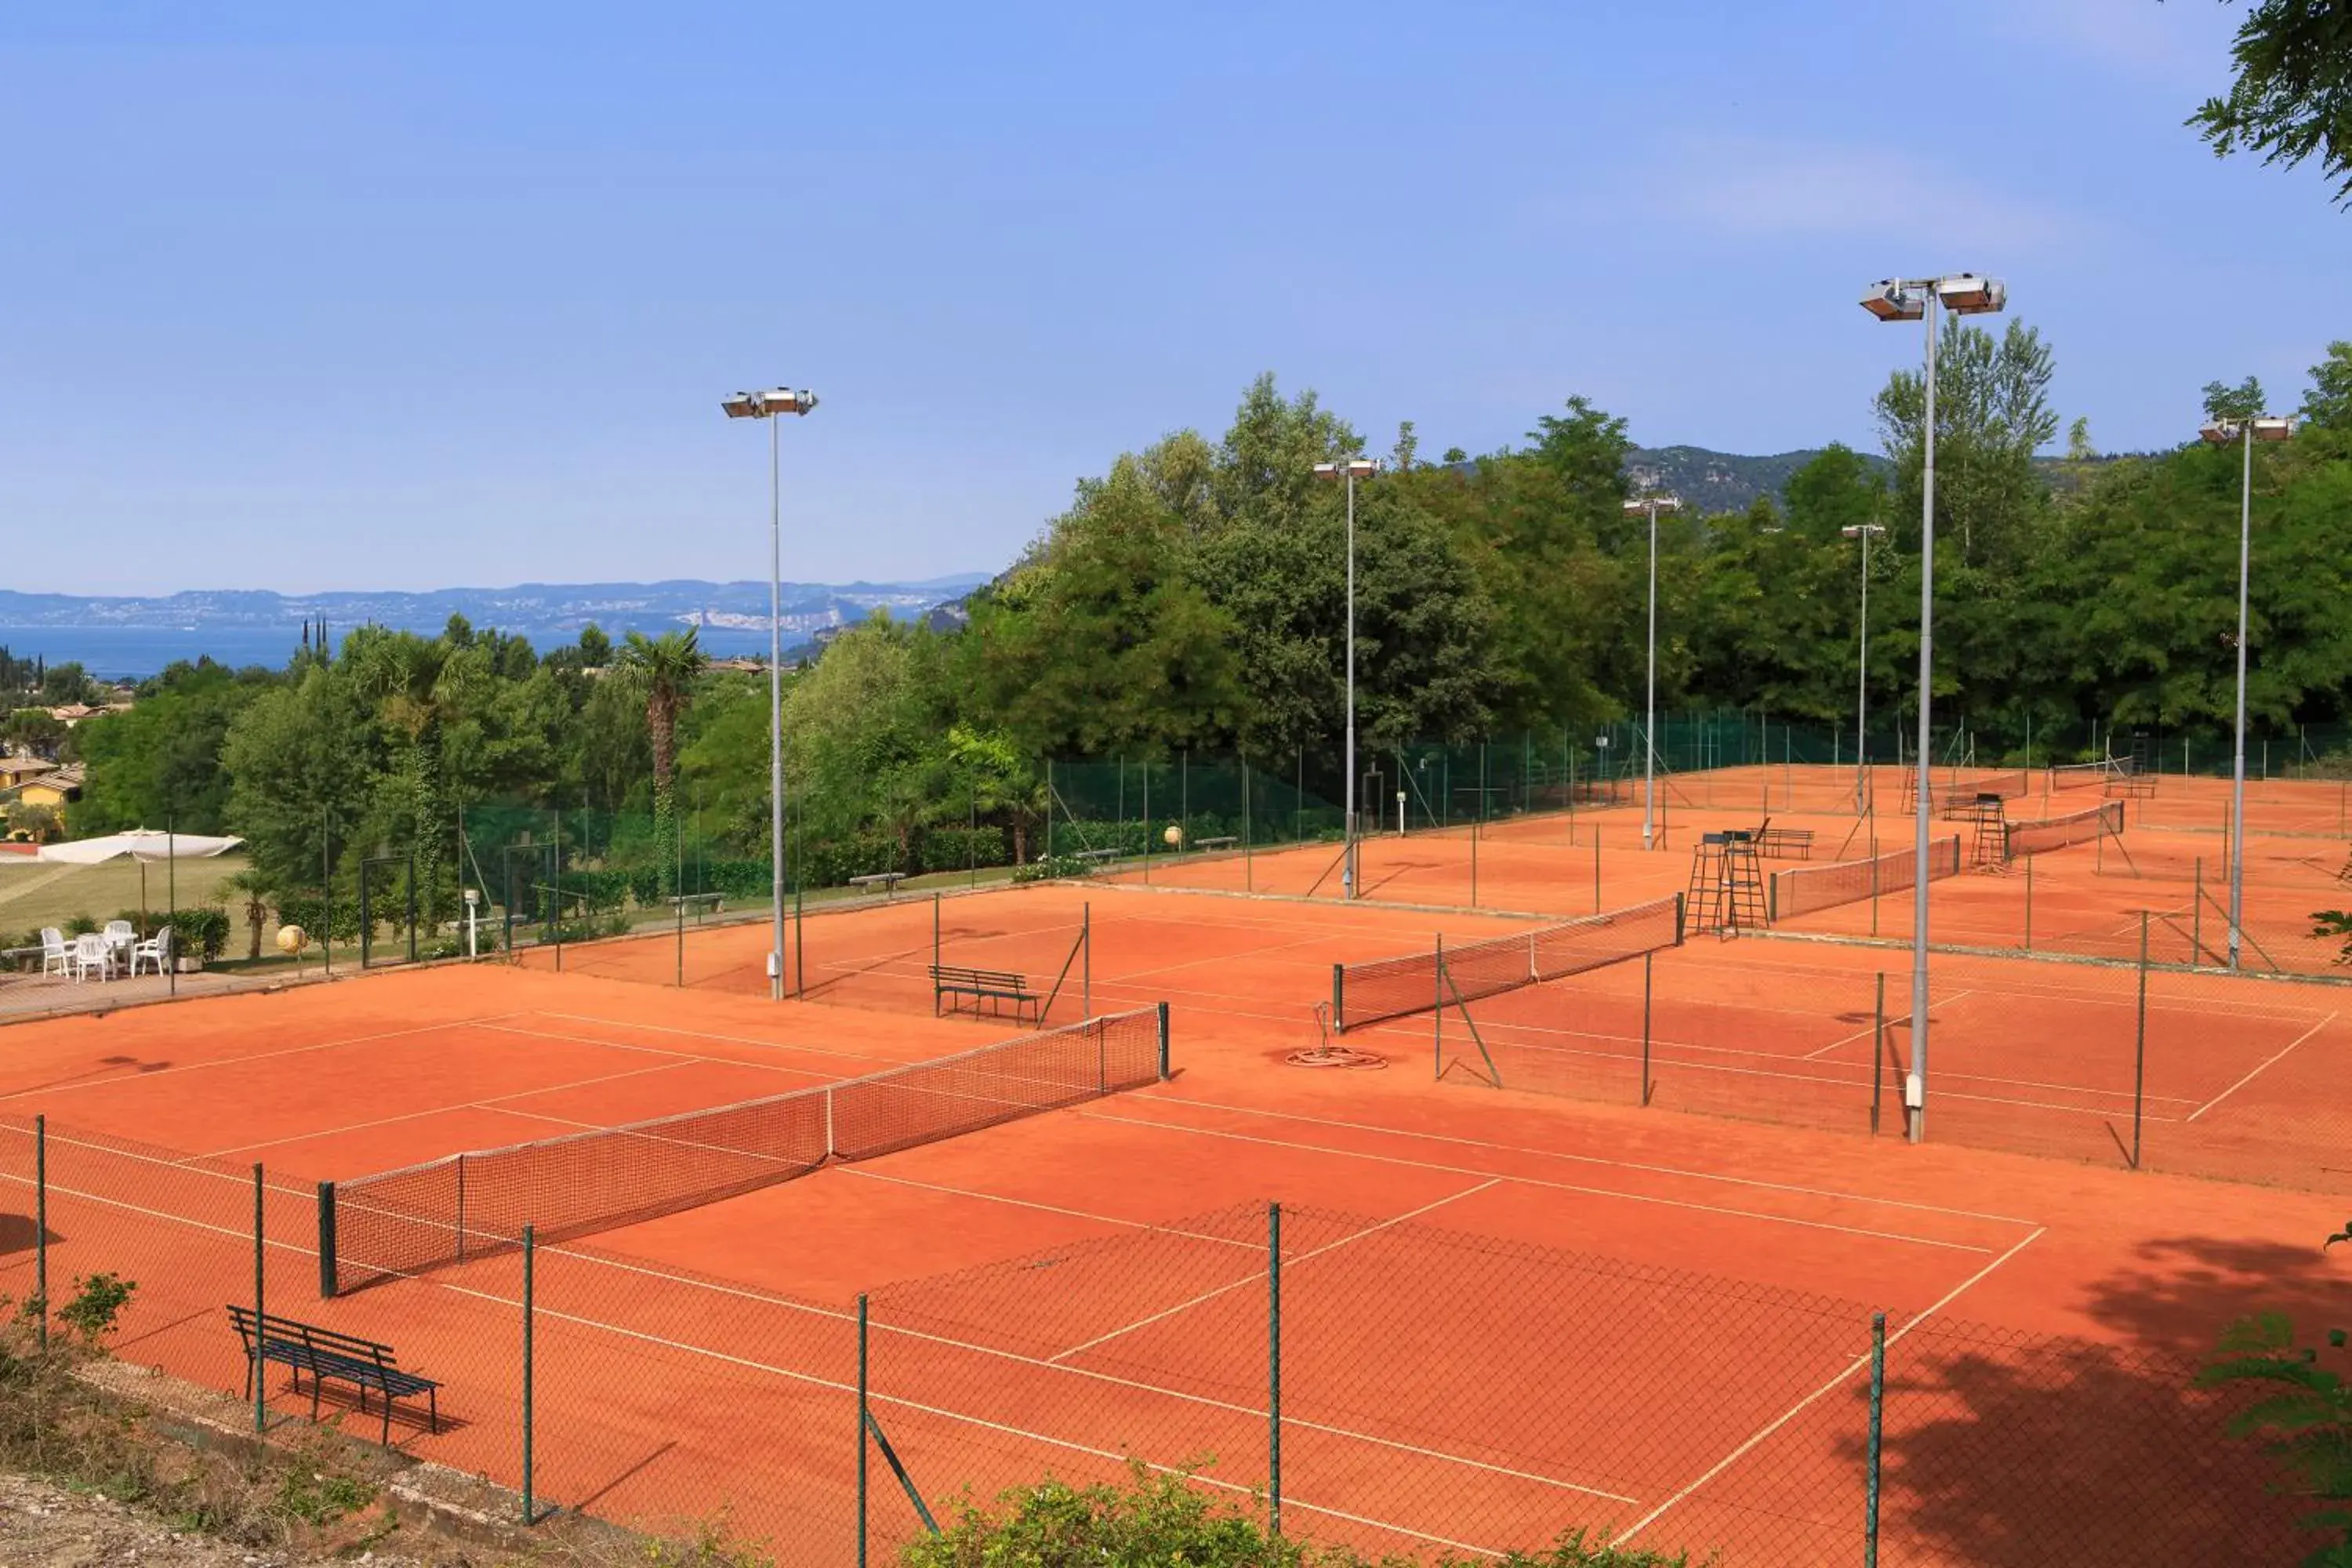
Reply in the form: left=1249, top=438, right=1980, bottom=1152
left=2203, top=1312, right=2352, bottom=1565
left=165, top=906, right=232, bottom=963
left=2205, top=376, right=2272, bottom=423
left=2314, top=909, right=2352, bottom=964
left=2188, top=0, right=2352, bottom=207
left=53, top=1272, right=136, bottom=1347
left=901, top=1465, right=1690, bottom=1568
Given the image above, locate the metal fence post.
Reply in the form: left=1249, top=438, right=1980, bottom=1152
left=1640, top=951, right=1653, bottom=1105
left=2023, top=854, right=2034, bottom=953
left=1268, top=1201, right=1283, bottom=1539
left=1593, top=829, right=1602, bottom=913
left=858, top=1292, right=869, bottom=1568
left=1865, top=1311, right=1886, bottom=1566
left=521, top=1224, right=536, bottom=1525
left=2192, top=858, right=2203, bottom=967
left=1432, top=935, right=1445, bottom=1080
left=2133, top=912, right=2150, bottom=1170
left=1871, top=975, right=1886, bottom=1137
left=253, top=1162, right=267, bottom=1431
left=1470, top=818, right=1479, bottom=908
left=34, top=1114, right=46, bottom=1352
left=1084, top=903, right=1093, bottom=1017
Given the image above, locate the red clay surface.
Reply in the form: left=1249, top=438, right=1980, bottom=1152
left=1, top=858, right=2340, bottom=1564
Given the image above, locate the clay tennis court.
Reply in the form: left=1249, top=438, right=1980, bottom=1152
left=0, top=869, right=2339, bottom=1563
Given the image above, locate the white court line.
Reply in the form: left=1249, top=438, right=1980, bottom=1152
left=528, top=1010, right=906, bottom=1067
left=2187, top=1011, right=2339, bottom=1122
left=835, top=1167, right=1260, bottom=1250
left=1802, top=1019, right=1885, bottom=1062
left=1047, top=1181, right=1501, bottom=1366
left=1615, top=1225, right=2045, bottom=1545
left=198, top=1057, right=746, bottom=1161
left=1080, top=1111, right=1994, bottom=1254
left=0, top=1011, right=535, bottom=1104
left=17, top=1163, right=1621, bottom=1548
left=1124, top=1091, right=2043, bottom=1229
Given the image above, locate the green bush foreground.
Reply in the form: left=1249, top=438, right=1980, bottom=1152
left=902, top=1465, right=1694, bottom=1568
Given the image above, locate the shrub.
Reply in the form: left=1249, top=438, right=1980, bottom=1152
left=902, top=1466, right=1690, bottom=1568
left=165, top=906, right=231, bottom=963
left=1012, top=854, right=1097, bottom=884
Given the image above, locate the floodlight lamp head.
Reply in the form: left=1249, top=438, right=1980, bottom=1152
left=1314, top=457, right=1381, bottom=481
left=2252, top=416, right=2296, bottom=442
left=1935, top=274, right=2006, bottom=315
left=2198, top=419, right=2237, bottom=446
left=1840, top=523, right=1886, bottom=539
left=1860, top=280, right=1926, bottom=322
left=720, top=387, right=820, bottom=419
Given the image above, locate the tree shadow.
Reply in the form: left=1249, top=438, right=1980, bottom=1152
left=1847, top=1232, right=2336, bottom=1565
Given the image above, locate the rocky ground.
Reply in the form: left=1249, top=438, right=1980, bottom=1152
left=0, top=1472, right=457, bottom=1568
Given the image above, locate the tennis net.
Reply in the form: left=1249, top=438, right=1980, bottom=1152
left=1767, top=834, right=1963, bottom=921
left=1330, top=895, right=1684, bottom=1033
left=1906, top=768, right=2031, bottom=804
left=2004, top=800, right=2124, bottom=859
left=318, top=1006, right=1168, bottom=1297
left=2049, top=758, right=2135, bottom=791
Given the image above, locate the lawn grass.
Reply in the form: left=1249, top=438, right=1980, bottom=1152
left=0, top=851, right=252, bottom=941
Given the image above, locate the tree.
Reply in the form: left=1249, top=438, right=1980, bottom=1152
left=618, top=628, right=709, bottom=893
left=965, top=455, right=1245, bottom=758
left=577, top=623, right=612, bottom=668
left=2188, top=0, right=2352, bottom=207
left=2303, top=342, right=2352, bottom=431
left=2067, top=416, right=2097, bottom=463
left=1873, top=315, right=2058, bottom=564
left=39, top=662, right=97, bottom=706
left=2205, top=376, right=2270, bottom=421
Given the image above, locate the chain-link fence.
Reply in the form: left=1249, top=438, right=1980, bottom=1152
left=0, top=1126, right=2314, bottom=1566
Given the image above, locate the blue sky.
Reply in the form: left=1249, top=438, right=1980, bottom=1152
left=2, top=2, right=2341, bottom=594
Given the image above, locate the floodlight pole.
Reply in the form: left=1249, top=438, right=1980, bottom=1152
left=2201, top=411, right=2296, bottom=971
left=1913, top=302, right=1937, bottom=1138
left=1315, top=457, right=1379, bottom=898
left=722, top=387, right=818, bottom=1000
left=1346, top=463, right=1358, bottom=898
left=768, top=412, right=786, bottom=1000
left=1843, top=523, right=1886, bottom=817
left=1864, top=271, right=2003, bottom=1144
left=1624, top=495, right=1680, bottom=851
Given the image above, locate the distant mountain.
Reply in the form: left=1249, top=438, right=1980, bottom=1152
left=0, top=576, right=991, bottom=675
left=1624, top=446, right=1889, bottom=514
left=1624, top=444, right=2135, bottom=514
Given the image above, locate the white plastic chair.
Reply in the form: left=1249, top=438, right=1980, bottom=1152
left=71, top=932, right=114, bottom=982
left=103, top=919, right=136, bottom=965
left=130, top=924, right=173, bottom=978
left=40, top=927, right=70, bottom=978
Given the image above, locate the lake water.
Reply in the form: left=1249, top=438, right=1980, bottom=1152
left=0, top=623, right=780, bottom=681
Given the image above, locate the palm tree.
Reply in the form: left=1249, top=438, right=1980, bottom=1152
left=619, top=629, right=709, bottom=895
left=221, top=868, right=274, bottom=961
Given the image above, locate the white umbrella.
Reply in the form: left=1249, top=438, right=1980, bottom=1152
left=36, top=830, right=242, bottom=866
left=35, top=829, right=245, bottom=947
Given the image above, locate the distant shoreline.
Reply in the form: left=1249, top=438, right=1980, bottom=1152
left=0, top=622, right=793, bottom=681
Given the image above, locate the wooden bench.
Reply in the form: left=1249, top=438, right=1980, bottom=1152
left=1072, top=847, right=1123, bottom=864
left=1193, top=836, right=1239, bottom=852
left=929, top=964, right=1040, bottom=1024
left=227, top=1304, right=439, bottom=1444
left=1755, top=826, right=1813, bottom=860
left=665, top=892, right=724, bottom=917
left=848, top=871, right=906, bottom=899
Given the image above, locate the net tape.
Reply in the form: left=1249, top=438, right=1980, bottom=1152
left=1333, top=895, right=1683, bottom=1033
left=323, top=1007, right=1164, bottom=1294
left=1907, top=767, right=2031, bottom=802
left=1768, top=834, right=1963, bottom=921
left=2050, top=757, right=2138, bottom=790
left=2004, top=799, right=2125, bottom=859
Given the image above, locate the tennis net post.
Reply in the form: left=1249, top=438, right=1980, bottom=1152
left=315, top=1181, right=338, bottom=1300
